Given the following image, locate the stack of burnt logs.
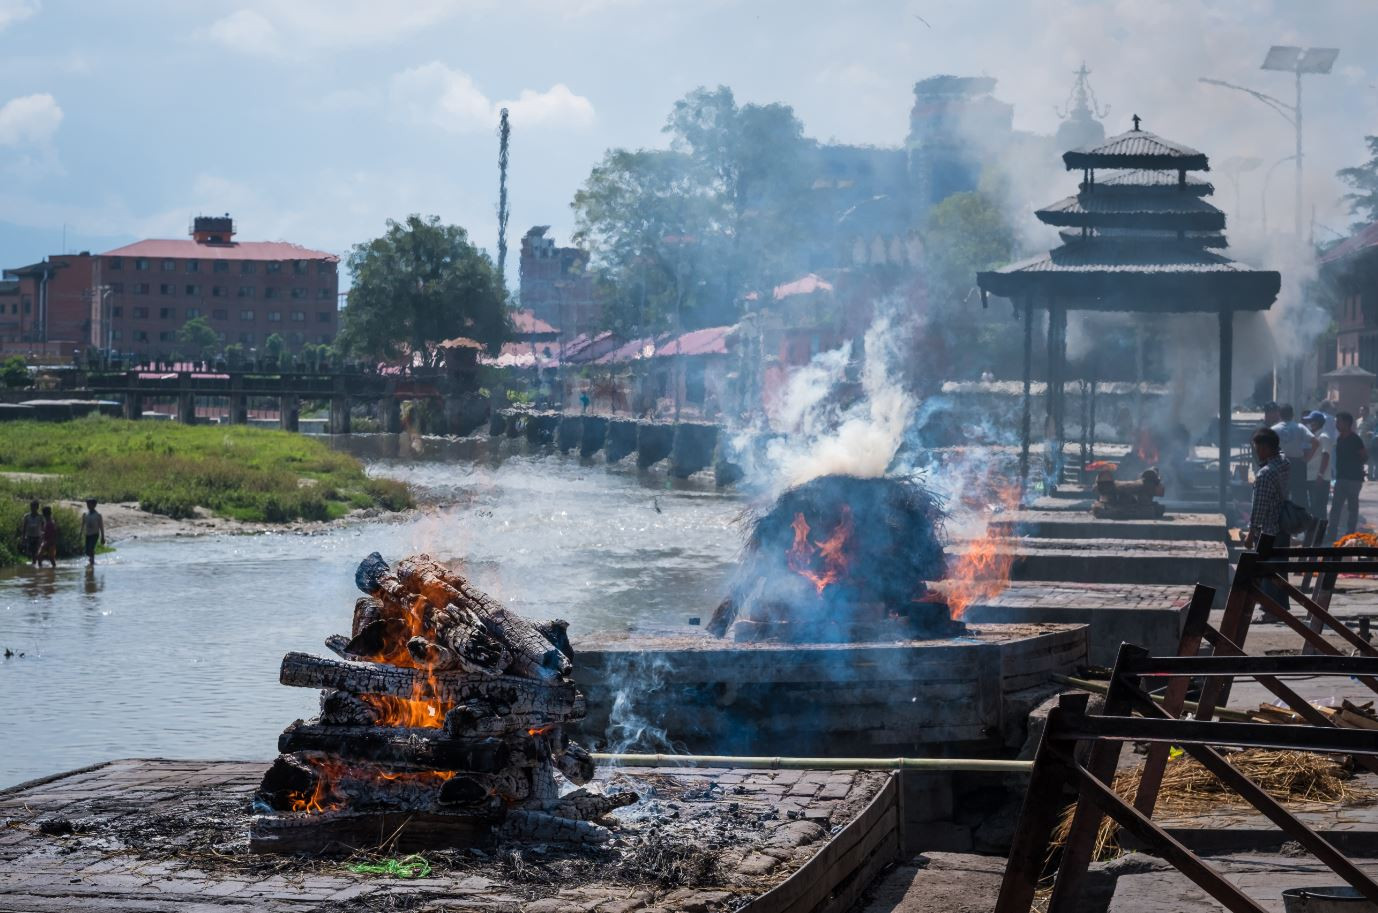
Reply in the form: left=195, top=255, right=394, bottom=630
left=250, top=552, right=635, bottom=854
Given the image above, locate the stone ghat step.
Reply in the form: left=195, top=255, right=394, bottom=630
left=569, top=624, right=1087, bottom=756
left=987, top=509, right=1228, bottom=543
left=0, top=758, right=898, bottom=913
left=1030, top=495, right=1225, bottom=514
left=947, top=537, right=1230, bottom=593
left=956, top=581, right=1195, bottom=667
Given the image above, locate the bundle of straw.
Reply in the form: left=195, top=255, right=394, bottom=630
left=1051, top=749, right=1371, bottom=861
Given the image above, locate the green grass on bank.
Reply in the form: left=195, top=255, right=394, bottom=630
left=0, top=417, right=412, bottom=535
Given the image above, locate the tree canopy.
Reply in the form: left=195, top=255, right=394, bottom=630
left=572, top=86, right=816, bottom=336
left=338, top=215, right=508, bottom=367
left=176, top=316, right=220, bottom=359
left=1338, top=135, right=1378, bottom=228
left=922, top=191, right=1014, bottom=308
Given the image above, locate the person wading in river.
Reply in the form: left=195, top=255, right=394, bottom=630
left=18, top=500, right=42, bottom=563
left=81, top=499, right=105, bottom=567
left=37, top=506, right=58, bottom=569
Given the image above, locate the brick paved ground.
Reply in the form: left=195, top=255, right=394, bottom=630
left=0, top=759, right=887, bottom=912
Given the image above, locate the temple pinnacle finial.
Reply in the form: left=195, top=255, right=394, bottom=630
left=1132, top=113, right=1142, bottom=131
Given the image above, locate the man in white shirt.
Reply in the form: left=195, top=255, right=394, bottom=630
left=1272, top=404, right=1317, bottom=504
left=1304, top=411, right=1333, bottom=522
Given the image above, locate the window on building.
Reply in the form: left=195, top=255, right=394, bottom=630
left=159, top=283, right=174, bottom=295
left=112, top=306, right=123, bottom=318
left=159, top=307, right=173, bottom=319
left=293, top=261, right=308, bottom=276
left=212, top=285, right=224, bottom=298
left=159, top=330, right=175, bottom=342
left=290, top=310, right=305, bottom=322
left=161, top=259, right=175, bottom=272
left=185, top=284, right=200, bottom=296
left=135, top=258, right=149, bottom=271
left=213, top=260, right=229, bottom=273
left=110, top=282, right=124, bottom=293
left=317, top=262, right=334, bottom=275
left=109, top=258, right=123, bottom=271
left=134, top=330, right=148, bottom=342
left=239, top=332, right=254, bottom=344
left=239, top=309, right=254, bottom=321
left=263, top=287, right=277, bottom=299
left=317, top=311, right=332, bottom=323
left=135, top=283, right=150, bottom=295
left=212, top=308, right=227, bottom=320
left=267, top=311, right=282, bottom=322
left=317, top=288, right=332, bottom=299
left=186, top=308, right=200, bottom=319
left=319, top=334, right=332, bottom=344
left=238, top=286, right=255, bottom=298
left=111, top=329, right=122, bottom=341
left=186, top=260, right=200, bottom=274
left=241, top=261, right=256, bottom=274
left=133, top=306, right=149, bottom=318
left=289, top=332, right=304, bottom=345
left=22, top=298, right=30, bottom=313
left=266, top=262, right=282, bottom=273
left=290, top=287, right=307, bottom=299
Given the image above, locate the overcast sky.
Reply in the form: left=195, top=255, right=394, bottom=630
left=0, top=0, right=1374, bottom=283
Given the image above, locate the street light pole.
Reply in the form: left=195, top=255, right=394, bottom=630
left=1261, top=154, right=1297, bottom=236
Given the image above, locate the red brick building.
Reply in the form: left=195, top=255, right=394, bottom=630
left=2, top=216, right=339, bottom=358
left=519, top=226, right=597, bottom=338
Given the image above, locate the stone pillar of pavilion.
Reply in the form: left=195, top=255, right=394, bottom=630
left=978, top=115, right=1281, bottom=513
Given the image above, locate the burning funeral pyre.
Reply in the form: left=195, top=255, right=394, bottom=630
left=708, top=474, right=964, bottom=641
left=250, top=552, right=636, bottom=854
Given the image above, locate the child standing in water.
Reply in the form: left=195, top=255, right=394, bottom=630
left=37, top=506, right=58, bottom=568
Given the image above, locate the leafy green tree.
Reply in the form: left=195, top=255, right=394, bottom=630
left=176, top=316, right=220, bottom=360
left=1, top=355, right=29, bottom=388
left=339, top=215, right=507, bottom=367
left=263, top=333, right=285, bottom=366
left=922, top=191, right=1014, bottom=307
left=1338, top=136, right=1378, bottom=227
left=572, top=86, right=816, bottom=335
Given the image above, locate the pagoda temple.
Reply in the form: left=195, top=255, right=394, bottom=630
left=977, top=116, right=1282, bottom=510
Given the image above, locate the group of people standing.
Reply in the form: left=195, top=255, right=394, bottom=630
left=15, top=499, right=105, bottom=568
left=1246, top=401, right=1369, bottom=549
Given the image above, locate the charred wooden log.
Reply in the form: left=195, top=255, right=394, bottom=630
left=355, top=552, right=409, bottom=603
left=319, top=689, right=383, bottom=726
left=554, top=740, right=595, bottom=785
left=277, top=721, right=509, bottom=772
left=499, top=809, right=610, bottom=845
left=250, top=808, right=494, bottom=855
left=406, top=603, right=511, bottom=673
left=256, top=753, right=318, bottom=811
left=521, top=789, right=638, bottom=822
left=443, top=697, right=586, bottom=740
left=324, top=634, right=352, bottom=659
left=352, top=595, right=385, bottom=637
left=279, top=652, right=582, bottom=713
left=535, top=618, right=574, bottom=663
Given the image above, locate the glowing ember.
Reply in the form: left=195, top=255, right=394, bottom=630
left=945, top=483, right=1020, bottom=620
left=786, top=504, right=854, bottom=594
left=359, top=693, right=451, bottom=729
left=1134, top=428, right=1159, bottom=465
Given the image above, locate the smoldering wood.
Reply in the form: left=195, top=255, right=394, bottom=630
left=438, top=768, right=536, bottom=804
left=443, top=696, right=587, bottom=739
left=319, top=689, right=383, bottom=726
left=555, top=740, right=595, bottom=785
left=277, top=721, right=510, bottom=772
left=324, top=634, right=352, bottom=659
left=522, top=789, right=638, bottom=821
left=346, top=618, right=410, bottom=662
left=498, top=809, right=611, bottom=845
left=279, top=651, right=582, bottom=712
left=352, top=595, right=385, bottom=637
left=535, top=618, right=574, bottom=663
left=406, top=603, right=511, bottom=673
left=249, top=808, right=494, bottom=855
left=355, top=552, right=409, bottom=603
left=256, top=753, right=317, bottom=811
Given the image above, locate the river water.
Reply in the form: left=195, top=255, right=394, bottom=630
left=0, top=436, right=745, bottom=787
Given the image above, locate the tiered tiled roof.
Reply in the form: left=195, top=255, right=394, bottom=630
left=978, top=117, right=1279, bottom=312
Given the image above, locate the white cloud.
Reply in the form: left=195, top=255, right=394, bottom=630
left=205, top=9, right=282, bottom=57
left=391, top=63, right=595, bottom=133
left=0, top=93, right=62, bottom=147
left=0, top=0, right=37, bottom=32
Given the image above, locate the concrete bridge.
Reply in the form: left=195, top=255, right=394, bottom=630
left=81, top=369, right=488, bottom=435
left=490, top=409, right=741, bottom=482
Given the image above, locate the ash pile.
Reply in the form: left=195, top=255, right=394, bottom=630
left=251, top=552, right=635, bottom=854
left=708, top=474, right=965, bottom=641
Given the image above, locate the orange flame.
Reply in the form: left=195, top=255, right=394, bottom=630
left=787, top=505, right=854, bottom=595
left=1135, top=429, right=1159, bottom=465
left=945, top=482, right=1020, bottom=620
left=360, top=693, right=452, bottom=729
left=285, top=757, right=456, bottom=814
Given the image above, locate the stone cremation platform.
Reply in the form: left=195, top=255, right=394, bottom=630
left=947, top=537, right=1230, bottom=595
left=987, top=510, right=1228, bottom=543
left=959, top=582, right=1195, bottom=667
left=0, top=758, right=898, bottom=913
left=570, top=623, right=1086, bottom=757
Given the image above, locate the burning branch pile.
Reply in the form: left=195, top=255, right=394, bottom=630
left=709, top=475, right=962, bottom=641
left=251, top=552, right=635, bottom=854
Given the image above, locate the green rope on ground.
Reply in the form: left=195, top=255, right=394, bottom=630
left=347, top=854, right=431, bottom=879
